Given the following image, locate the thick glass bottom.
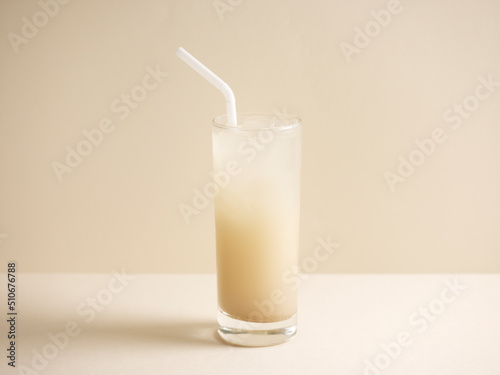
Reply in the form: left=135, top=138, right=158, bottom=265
left=217, top=309, right=297, bottom=347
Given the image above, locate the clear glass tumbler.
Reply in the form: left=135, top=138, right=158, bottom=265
left=212, top=113, right=301, bottom=346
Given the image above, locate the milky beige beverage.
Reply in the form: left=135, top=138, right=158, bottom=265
left=212, top=114, right=301, bottom=330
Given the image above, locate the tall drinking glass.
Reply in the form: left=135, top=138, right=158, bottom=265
left=212, top=113, right=301, bottom=346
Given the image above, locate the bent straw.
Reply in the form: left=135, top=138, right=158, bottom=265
left=176, top=47, right=237, bottom=127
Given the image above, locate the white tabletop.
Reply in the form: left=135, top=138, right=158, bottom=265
left=4, top=274, right=500, bottom=375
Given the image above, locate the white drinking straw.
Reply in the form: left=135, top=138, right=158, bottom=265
left=176, top=47, right=237, bottom=127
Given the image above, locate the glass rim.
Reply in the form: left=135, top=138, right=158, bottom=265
left=212, top=112, right=302, bottom=131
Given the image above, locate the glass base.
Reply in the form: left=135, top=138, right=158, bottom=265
left=217, top=309, right=297, bottom=347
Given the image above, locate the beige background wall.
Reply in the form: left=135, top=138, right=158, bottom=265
left=0, top=0, right=499, bottom=273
